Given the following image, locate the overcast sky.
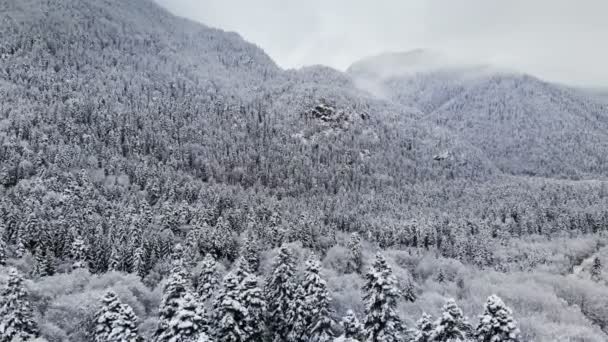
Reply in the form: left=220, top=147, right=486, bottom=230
left=156, top=0, right=608, bottom=87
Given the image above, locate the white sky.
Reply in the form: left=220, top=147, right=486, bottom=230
left=155, top=0, right=608, bottom=87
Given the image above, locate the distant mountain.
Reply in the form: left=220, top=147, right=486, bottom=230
left=349, top=51, right=608, bottom=179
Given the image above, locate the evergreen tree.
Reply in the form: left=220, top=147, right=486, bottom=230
left=0, top=239, right=6, bottom=266
left=302, top=257, right=334, bottom=342
left=591, top=257, right=602, bottom=282
left=111, top=303, right=141, bottom=342
left=71, top=235, right=88, bottom=270
left=33, top=246, right=55, bottom=277
left=431, top=299, right=472, bottom=342
left=362, top=254, right=402, bottom=342
left=0, top=269, right=39, bottom=342
left=213, top=271, right=247, bottom=342
left=155, top=264, right=191, bottom=341
left=95, top=291, right=123, bottom=342
left=264, top=245, right=297, bottom=341
left=436, top=269, right=445, bottom=283
left=403, top=280, right=417, bottom=303
left=197, top=254, right=220, bottom=303
left=241, top=232, right=260, bottom=273
left=132, top=245, right=147, bottom=278
left=347, top=232, right=363, bottom=274
left=287, top=284, right=307, bottom=342
left=412, top=313, right=434, bottom=342
left=475, top=295, right=520, bottom=342
left=169, top=292, right=207, bottom=342
left=340, top=310, right=363, bottom=341
left=240, top=274, right=266, bottom=342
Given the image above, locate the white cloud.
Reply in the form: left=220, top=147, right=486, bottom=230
left=155, top=0, right=608, bottom=87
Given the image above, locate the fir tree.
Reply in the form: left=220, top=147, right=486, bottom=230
left=213, top=271, right=247, bottom=342
left=264, top=245, right=297, bottom=341
left=95, top=291, right=123, bottom=342
left=287, top=284, right=307, bottom=342
left=241, top=232, right=260, bottom=273
left=111, top=303, right=141, bottom=342
left=0, top=239, right=6, bottom=266
left=132, top=245, right=147, bottom=278
left=362, top=253, right=402, bottom=342
left=0, top=269, right=39, bottom=342
left=302, top=257, right=334, bottom=342
left=403, top=280, right=417, bottom=303
left=341, top=310, right=363, bottom=341
left=155, top=264, right=191, bottom=341
left=197, top=254, right=220, bottom=303
left=412, top=313, right=434, bottom=342
left=240, top=274, right=266, bottom=342
left=431, top=299, right=472, bottom=342
left=347, top=232, right=363, bottom=274
left=591, top=257, right=602, bottom=282
left=170, top=292, right=207, bottom=342
left=475, top=295, right=520, bottom=342
left=71, top=235, right=88, bottom=270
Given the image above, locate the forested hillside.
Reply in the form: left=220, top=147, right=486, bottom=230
left=1, top=0, right=608, bottom=341
left=349, top=51, right=608, bottom=179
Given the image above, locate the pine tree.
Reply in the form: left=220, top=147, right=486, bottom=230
left=475, top=295, right=520, bottom=342
left=431, top=299, right=472, bottom=342
left=591, top=257, right=602, bottom=282
left=362, top=253, right=402, bottom=342
left=71, top=235, right=88, bottom=270
left=213, top=271, right=248, bottom=342
left=0, top=269, right=39, bottom=342
left=412, top=313, right=434, bottom=342
left=302, top=257, right=334, bottom=342
left=347, top=232, right=363, bottom=274
left=264, top=245, right=296, bottom=341
left=155, top=264, right=191, bottom=341
left=340, top=310, right=363, bottom=341
left=197, top=254, right=220, bottom=303
left=240, top=274, right=266, bottom=342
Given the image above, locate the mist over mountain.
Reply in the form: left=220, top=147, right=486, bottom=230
left=349, top=51, right=608, bottom=179
left=1, top=1, right=608, bottom=341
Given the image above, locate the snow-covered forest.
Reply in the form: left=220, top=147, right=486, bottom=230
left=1, top=0, right=608, bottom=341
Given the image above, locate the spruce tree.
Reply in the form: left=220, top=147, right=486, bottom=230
left=287, top=284, right=307, bottom=342
left=264, top=245, right=296, bottom=341
left=71, top=235, right=88, bottom=270
left=240, top=274, right=266, bottom=342
left=347, top=232, right=363, bottom=274
left=213, top=271, right=247, bottom=342
left=475, top=295, right=520, bottom=342
left=95, top=291, right=123, bottom=342
left=403, top=280, right=417, bottom=303
left=412, top=313, right=434, bottom=342
left=0, top=269, right=39, bottom=342
left=431, top=299, right=472, bottom=342
left=591, top=257, right=602, bottom=282
left=362, top=253, right=402, bottom=342
left=197, top=254, right=220, bottom=303
left=341, top=310, right=364, bottom=341
left=154, top=264, right=191, bottom=341
left=111, top=303, right=140, bottom=342
left=302, top=257, right=334, bottom=342
left=169, top=292, right=207, bottom=342
left=0, top=239, right=6, bottom=266
left=132, top=245, right=147, bottom=278
left=241, top=232, right=260, bottom=273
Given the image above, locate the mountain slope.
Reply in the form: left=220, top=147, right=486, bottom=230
left=349, top=51, right=608, bottom=179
